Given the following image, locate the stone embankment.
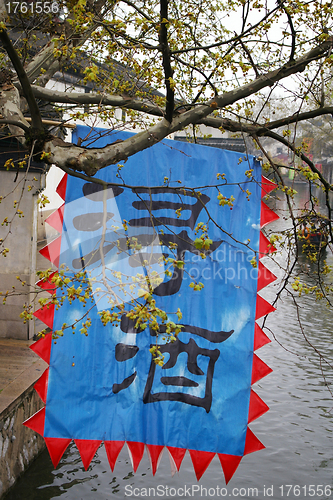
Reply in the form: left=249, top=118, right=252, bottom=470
left=0, top=339, right=47, bottom=498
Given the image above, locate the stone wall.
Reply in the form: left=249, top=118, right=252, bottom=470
left=0, top=170, right=43, bottom=340
left=0, top=385, right=45, bottom=498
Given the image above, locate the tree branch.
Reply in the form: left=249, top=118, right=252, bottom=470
left=30, top=85, right=165, bottom=116
left=0, top=118, right=30, bottom=132
left=262, top=129, right=333, bottom=244
left=42, top=37, right=333, bottom=175
left=121, top=0, right=153, bottom=21
left=205, top=110, right=333, bottom=199
left=172, top=53, right=218, bottom=96
left=0, top=27, right=43, bottom=130
left=239, top=38, right=260, bottom=78
left=264, top=129, right=333, bottom=193
left=45, top=119, right=172, bottom=176
left=96, top=19, right=160, bottom=51
left=159, top=0, right=174, bottom=123
left=31, top=64, right=333, bottom=138
left=171, top=3, right=281, bottom=54
left=256, top=106, right=333, bottom=132
left=0, top=85, right=30, bottom=144
left=22, top=1, right=106, bottom=85
left=278, top=0, right=296, bottom=61
left=200, top=106, right=333, bottom=134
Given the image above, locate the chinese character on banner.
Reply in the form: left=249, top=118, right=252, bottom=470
left=26, top=126, right=278, bottom=483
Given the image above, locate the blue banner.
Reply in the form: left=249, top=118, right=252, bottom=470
left=44, top=126, right=261, bottom=457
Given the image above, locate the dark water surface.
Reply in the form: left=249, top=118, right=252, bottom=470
left=5, top=185, right=333, bottom=500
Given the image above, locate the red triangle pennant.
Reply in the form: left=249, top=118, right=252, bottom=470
left=218, top=454, right=242, bottom=484
left=243, top=428, right=265, bottom=455
left=74, top=439, right=102, bottom=470
left=44, top=437, right=71, bottom=468
left=189, top=449, right=215, bottom=481
left=34, top=368, right=49, bottom=403
left=252, top=353, right=273, bottom=384
left=45, top=204, right=65, bottom=233
left=255, top=295, right=276, bottom=320
left=259, top=232, right=276, bottom=257
left=39, top=236, right=62, bottom=267
left=257, top=261, right=277, bottom=292
left=36, top=271, right=56, bottom=294
left=167, top=446, right=187, bottom=471
left=30, top=333, right=52, bottom=364
left=23, top=407, right=45, bottom=436
left=33, top=303, right=55, bottom=330
left=254, top=323, right=271, bottom=351
left=261, top=175, right=277, bottom=198
left=127, top=441, right=145, bottom=473
left=248, top=389, right=269, bottom=423
left=260, top=201, right=279, bottom=228
left=104, top=441, right=125, bottom=472
left=146, top=444, right=164, bottom=476
left=56, top=174, right=68, bottom=201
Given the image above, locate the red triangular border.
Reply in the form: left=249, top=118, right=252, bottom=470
left=74, top=439, right=102, bottom=470
left=56, top=174, right=68, bottom=201
left=248, top=389, right=269, bottom=423
left=146, top=444, right=164, bottom=476
left=39, top=236, right=62, bottom=267
left=45, top=204, right=65, bottom=234
left=261, top=175, right=277, bottom=198
left=34, top=368, right=49, bottom=403
left=255, top=295, right=276, bottom=320
left=36, top=271, right=56, bottom=294
left=44, top=437, right=71, bottom=468
left=251, top=353, right=273, bottom=384
left=30, top=333, right=52, bottom=364
left=259, top=232, right=276, bottom=257
left=167, top=446, right=187, bottom=471
left=104, top=441, right=125, bottom=472
left=218, top=454, right=242, bottom=484
left=189, top=449, right=215, bottom=481
left=23, top=407, right=45, bottom=436
left=27, top=174, right=69, bottom=473
left=127, top=441, right=145, bottom=473
left=243, top=428, right=265, bottom=455
left=33, top=303, right=55, bottom=330
left=254, top=323, right=271, bottom=351
left=260, top=201, right=279, bottom=228
left=257, top=261, right=277, bottom=292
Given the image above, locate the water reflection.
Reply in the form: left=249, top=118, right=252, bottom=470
left=5, top=183, right=333, bottom=500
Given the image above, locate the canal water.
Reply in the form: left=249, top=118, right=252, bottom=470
left=4, top=184, right=333, bottom=500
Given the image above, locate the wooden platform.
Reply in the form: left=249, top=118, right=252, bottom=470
left=0, top=338, right=47, bottom=415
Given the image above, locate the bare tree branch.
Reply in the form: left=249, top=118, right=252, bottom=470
left=0, top=118, right=30, bottom=132
left=42, top=38, right=333, bottom=175
left=171, top=3, right=282, bottom=54
left=121, top=0, right=153, bottom=21
left=200, top=106, right=333, bottom=134
left=30, top=86, right=165, bottom=116
left=159, top=0, right=174, bottom=123
left=277, top=0, right=296, bottom=61
left=21, top=1, right=108, bottom=85
left=0, top=27, right=43, bottom=130
left=239, top=38, right=260, bottom=78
